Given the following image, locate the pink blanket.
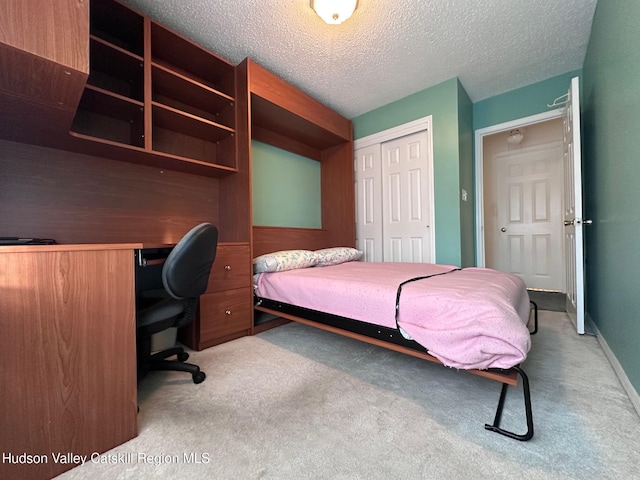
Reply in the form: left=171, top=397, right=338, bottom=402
left=255, top=262, right=531, bottom=370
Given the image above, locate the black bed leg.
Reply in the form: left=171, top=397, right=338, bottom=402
left=484, top=365, right=534, bottom=441
left=529, top=300, right=539, bottom=335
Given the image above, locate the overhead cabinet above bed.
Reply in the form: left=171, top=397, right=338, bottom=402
left=239, top=58, right=356, bottom=254
left=246, top=59, right=351, bottom=159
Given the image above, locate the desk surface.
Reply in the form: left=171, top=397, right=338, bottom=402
left=0, top=241, right=248, bottom=256
left=0, top=243, right=143, bottom=253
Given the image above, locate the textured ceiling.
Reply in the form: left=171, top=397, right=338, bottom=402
left=120, top=0, right=598, bottom=119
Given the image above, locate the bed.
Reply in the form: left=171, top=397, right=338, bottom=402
left=253, top=247, right=538, bottom=441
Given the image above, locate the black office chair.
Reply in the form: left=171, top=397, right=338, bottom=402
left=136, top=223, right=218, bottom=384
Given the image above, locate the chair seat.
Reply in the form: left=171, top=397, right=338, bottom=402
left=137, top=297, right=184, bottom=333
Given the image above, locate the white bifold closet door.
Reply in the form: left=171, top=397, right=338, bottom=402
left=355, top=130, right=434, bottom=263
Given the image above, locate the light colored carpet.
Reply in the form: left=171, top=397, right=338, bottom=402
left=57, top=311, right=639, bottom=479
left=527, top=291, right=567, bottom=312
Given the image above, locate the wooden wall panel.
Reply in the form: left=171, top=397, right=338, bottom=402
left=216, top=61, right=252, bottom=243
left=252, top=226, right=331, bottom=256
left=322, top=141, right=356, bottom=247
left=0, top=140, right=221, bottom=244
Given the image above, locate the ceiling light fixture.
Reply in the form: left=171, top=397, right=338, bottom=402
left=311, top=0, right=358, bottom=25
left=507, top=129, right=524, bottom=145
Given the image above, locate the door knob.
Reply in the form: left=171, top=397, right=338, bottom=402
left=500, top=227, right=507, bottom=232
left=564, top=220, right=574, bottom=226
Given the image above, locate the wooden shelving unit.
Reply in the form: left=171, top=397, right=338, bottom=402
left=72, top=85, right=145, bottom=147
left=69, top=0, right=237, bottom=176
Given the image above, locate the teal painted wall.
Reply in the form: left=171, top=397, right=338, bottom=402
left=251, top=141, right=322, bottom=228
left=474, top=69, right=582, bottom=131
left=582, top=0, right=640, bottom=394
left=352, top=78, right=466, bottom=266
left=458, top=80, right=474, bottom=267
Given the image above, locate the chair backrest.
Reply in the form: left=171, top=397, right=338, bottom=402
left=162, top=223, right=218, bottom=299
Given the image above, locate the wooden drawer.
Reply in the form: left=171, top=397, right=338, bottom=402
left=198, top=287, right=252, bottom=346
left=206, top=243, right=251, bottom=292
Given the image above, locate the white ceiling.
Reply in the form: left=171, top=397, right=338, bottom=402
left=120, top=0, right=598, bottom=119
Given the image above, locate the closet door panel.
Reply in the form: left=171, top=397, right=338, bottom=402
left=354, top=144, right=383, bottom=261
left=354, top=120, right=434, bottom=264
left=381, top=131, right=433, bottom=262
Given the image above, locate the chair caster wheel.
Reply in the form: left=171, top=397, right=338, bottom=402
left=192, top=371, right=206, bottom=384
left=177, top=351, right=189, bottom=362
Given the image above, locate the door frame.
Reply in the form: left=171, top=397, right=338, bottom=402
left=354, top=116, right=435, bottom=262
left=474, top=109, right=564, bottom=267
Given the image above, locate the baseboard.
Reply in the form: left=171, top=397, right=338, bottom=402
left=587, top=314, right=640, bottom=417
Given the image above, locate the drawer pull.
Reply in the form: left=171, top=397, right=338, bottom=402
left=224, top=265, right=232, bottom=271
left=225, top=309, right=232, bottom=315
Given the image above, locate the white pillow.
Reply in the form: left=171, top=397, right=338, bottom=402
left=253, top=250, right=318, bottom=273
left=314, top=247, right=363, bottom=267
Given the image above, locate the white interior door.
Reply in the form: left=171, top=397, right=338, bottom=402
left=563, top=76, right=588, bottom=334
left=354, top=144, right=383, bottom=261
left=381, top=131, right=433, bottom=262
left=489, top=143, right=565, bottom=290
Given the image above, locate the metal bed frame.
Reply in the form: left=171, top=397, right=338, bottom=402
left=255, top=297, right=538, bottom=441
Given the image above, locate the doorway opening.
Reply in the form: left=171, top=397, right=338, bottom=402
left=475, top=109, right=566, bottom=294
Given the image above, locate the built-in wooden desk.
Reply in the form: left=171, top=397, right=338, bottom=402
left=134, top=241, right=253, bottom=351
left=0, top=243, right=141, bottom=480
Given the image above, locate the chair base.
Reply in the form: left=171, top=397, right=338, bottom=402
left=138, top=344, right=206, bottom=384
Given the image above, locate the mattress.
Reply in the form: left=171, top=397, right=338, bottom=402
left=255, top=262, right=532, bottom=370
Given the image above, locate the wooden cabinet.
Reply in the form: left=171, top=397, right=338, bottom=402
left=238, top=59, right=355, bottom=332
left=68, top=0, right=237, bottom=177
left=0, top=0, right=89, bottom=143
left=0, top=244, right=139, bottom=480
left=207, top=243, right=252, bottom=292
left=199, top=288, right=252, bottom=345
left=180, top=243, right=253, bottom=350
left=240, top=58, right=355, bottom=254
